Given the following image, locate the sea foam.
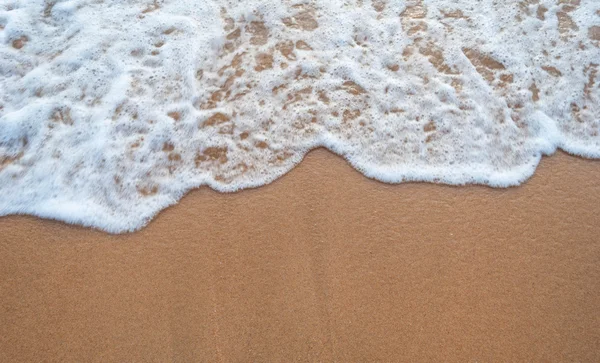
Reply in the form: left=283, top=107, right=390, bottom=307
left=0, top=0, right=599, bottom=232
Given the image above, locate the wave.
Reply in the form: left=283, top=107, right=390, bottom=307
left=0, top=0, right=598, bottom=232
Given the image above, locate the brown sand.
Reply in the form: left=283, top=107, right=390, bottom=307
left=1, top=149, right=599, bottom=362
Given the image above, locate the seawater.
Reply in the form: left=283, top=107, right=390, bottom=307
left=0, top=0, right=599, bottom=232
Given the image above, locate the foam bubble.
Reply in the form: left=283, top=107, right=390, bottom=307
left=0, top=0, right=599, bottom=232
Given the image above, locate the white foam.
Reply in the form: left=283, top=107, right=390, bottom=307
left=0, top=0, right=598, bottom=232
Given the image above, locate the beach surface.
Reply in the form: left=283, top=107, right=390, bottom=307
left=1, top=149, right=599, bottom=362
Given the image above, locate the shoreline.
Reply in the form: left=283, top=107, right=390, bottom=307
left=1, top=147, right=594, bottom=234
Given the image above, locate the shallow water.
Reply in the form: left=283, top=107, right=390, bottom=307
left=0, top=0, right=599, bottom=232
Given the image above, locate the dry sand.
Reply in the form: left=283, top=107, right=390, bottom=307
left=1, top=149, right=599, bottom=362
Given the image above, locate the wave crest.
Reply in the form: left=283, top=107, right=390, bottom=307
left=1, top=0, right=599, bottom=232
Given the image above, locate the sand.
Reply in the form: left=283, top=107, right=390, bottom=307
left=1, top=149, right=599, bottom=362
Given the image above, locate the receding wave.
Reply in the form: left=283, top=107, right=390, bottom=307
left=0, top=0, right=598, bottom=232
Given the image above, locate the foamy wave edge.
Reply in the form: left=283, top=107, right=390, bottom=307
left=0, top=0, right=599, bottom=233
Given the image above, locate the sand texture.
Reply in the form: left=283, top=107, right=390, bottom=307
left=1, top=150, right=599, bottom=362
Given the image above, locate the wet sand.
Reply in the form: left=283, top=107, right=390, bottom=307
left=1, top=149, right=599, bottom=362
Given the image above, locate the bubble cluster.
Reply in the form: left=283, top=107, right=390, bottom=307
left=0, top=0, right=598, bottom=232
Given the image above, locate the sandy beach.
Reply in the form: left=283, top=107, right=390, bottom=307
left=2, top=1, right=599, bottom=361
left=1, top=149, right=599, bottom=362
